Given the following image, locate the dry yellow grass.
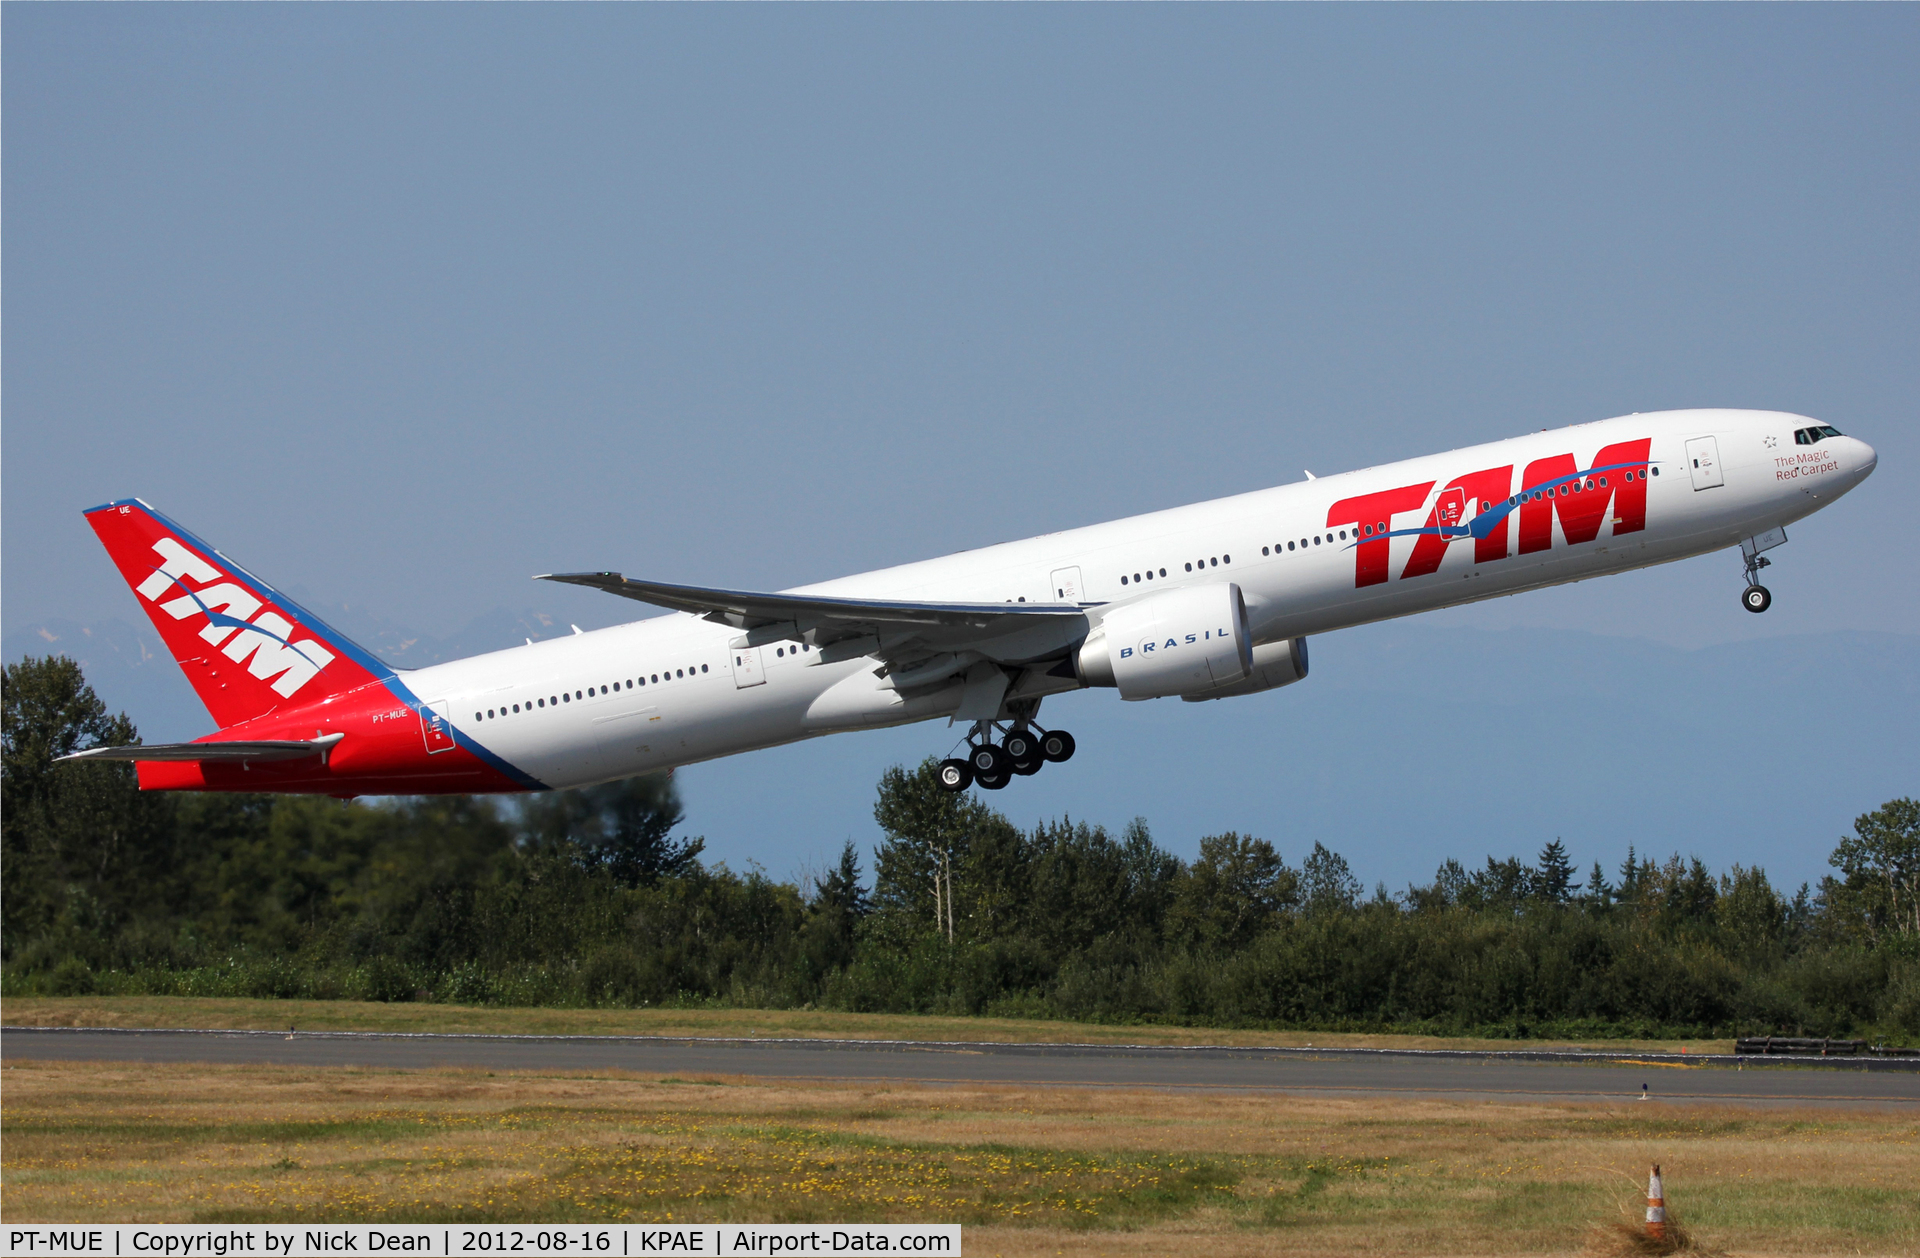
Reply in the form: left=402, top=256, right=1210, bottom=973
left=0, top=995, right=1737, bottom=1055
left=2, top=1058, right=1914, bottom=1255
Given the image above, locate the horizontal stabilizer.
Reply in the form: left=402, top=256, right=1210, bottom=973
left=58, top=733, right=345, bottom=765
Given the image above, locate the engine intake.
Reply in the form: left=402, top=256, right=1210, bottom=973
left=1077, top=582, right=1253, bottom=700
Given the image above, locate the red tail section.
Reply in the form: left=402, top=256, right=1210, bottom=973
left=85, top=499, right=390, bottom=729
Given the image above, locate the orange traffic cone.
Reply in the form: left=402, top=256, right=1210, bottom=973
left=1645, top=1164, right=1667, bottom=1242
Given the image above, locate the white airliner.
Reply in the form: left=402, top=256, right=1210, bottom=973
left=64, top=409, right=1875, bottom=796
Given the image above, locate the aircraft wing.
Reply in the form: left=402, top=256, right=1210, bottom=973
left=57, top=734, right=345, bottom=764
left=538, top=572, right=1091, bottom=672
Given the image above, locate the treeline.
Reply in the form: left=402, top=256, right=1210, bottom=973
left=5, top=655, right=1918, bottom=1040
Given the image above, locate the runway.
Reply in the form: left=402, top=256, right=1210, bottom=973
left=6, top=1026, right=1917, bottom=1108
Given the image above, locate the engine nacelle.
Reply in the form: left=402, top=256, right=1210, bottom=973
left=1181, top=636, right=1308, bottom=701
left=1077, top=583, right=1252, bottom=700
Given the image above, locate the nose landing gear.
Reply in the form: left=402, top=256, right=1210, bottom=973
left=1739, top=529, right=1787, bottom=614
left=937, top=718, right=1076, bottom=793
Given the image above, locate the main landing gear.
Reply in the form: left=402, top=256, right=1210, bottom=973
left=936, top=720, right=1076, bottom=793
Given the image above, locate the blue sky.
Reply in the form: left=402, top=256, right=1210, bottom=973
left=6, top=6, right=1915, bottom=892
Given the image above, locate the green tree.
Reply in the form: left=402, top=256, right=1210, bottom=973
left=1582, top=861, right=1614, bottom=910
left=796, top=844, right=870, bottom=989
left=1534, top=839, right=1575, bottom=903
left=1169, top=832, right=1295, bottom=948
left=2, top=656, right=173, bottom=964
left=516, top=774, right=700, bottom=887
left=1715, top=864, right=1789, bottom=958
left=1301, top=841, right=1361, bottom=915
left=814, top=840, right=870, bottom=920
left=1475, top=855, right=1532, bottom=910
left=1826, top=798, right=1920, bottom=943
left=871, top=759, right=1017, bottom=939
left=1116, top=818, right=1182, bottom=937
left=1022, top=819, right=1132, bottom=953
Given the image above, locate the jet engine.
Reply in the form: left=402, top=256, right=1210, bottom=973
left=1180, top=636, right=1308, bottom=701
left=1076, top=582, right=1253, bottom=700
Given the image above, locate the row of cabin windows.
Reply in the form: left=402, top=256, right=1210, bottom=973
left=475, top=663, right=709, bottom=721
left=1118, top=556, right=1230, bottom=587
left=1267, top=532, right=1342, bottom=554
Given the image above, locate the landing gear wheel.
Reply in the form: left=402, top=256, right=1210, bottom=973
left=974, top=771, right=1010, bottom=791
left=1002, top=728, right=1043, bottom=775
left=936, top=758, right=974, bottom=793
left=968, top=743, right=1011, bottom=779
left=1742, top=584, right=1772, bottom=614
left=1039, top=730, right=1076, bottom=763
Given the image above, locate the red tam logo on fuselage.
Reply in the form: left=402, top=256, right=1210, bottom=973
left=1326, top=437, right=1653, bottom=589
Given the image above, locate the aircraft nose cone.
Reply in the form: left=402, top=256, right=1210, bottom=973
left=1851, top=436, right=1878, bottom=478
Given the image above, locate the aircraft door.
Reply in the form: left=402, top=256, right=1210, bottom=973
left=1050, top=567, right=1084, bottom=603
left=419, top=701, right=456, bottom=754
left=1685, top=436, right=1724, bottom=491
left=732, top=645, right=765, bottom=688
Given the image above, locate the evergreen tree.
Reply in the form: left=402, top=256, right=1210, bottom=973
left=1534, top=839, right=1575, bottom=903
left=1582, top=860, right=1613, bottom=909
left=814, top=840, right=870, bottom=920
left=1618, top=845, right=1644, bottom=905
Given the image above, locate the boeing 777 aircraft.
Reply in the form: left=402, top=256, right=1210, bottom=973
left=62, top=409, right=1875, bottom=795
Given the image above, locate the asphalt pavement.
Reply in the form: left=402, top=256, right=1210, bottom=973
left=6, top=1026, right=1917, bottom=1108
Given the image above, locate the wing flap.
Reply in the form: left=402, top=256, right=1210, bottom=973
left=57, top=734, right=345, bottom=764
left=537, top=571, right=1094, bottom=675
left=537, top=572, right=1085, bottom=634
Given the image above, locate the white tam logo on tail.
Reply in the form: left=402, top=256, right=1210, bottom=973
left=137, top=536, right=336, bottom=697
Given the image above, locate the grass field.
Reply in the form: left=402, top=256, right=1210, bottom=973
left=2, top=1055, right=1915, bottom=1255
left=1, top=996, right=1739, bottom=1055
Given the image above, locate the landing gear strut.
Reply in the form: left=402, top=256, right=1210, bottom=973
left=1740, top=530, right=1785, bottom=614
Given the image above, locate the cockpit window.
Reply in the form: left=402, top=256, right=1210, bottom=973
left=1795, top=426, right=1845, bottom=445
